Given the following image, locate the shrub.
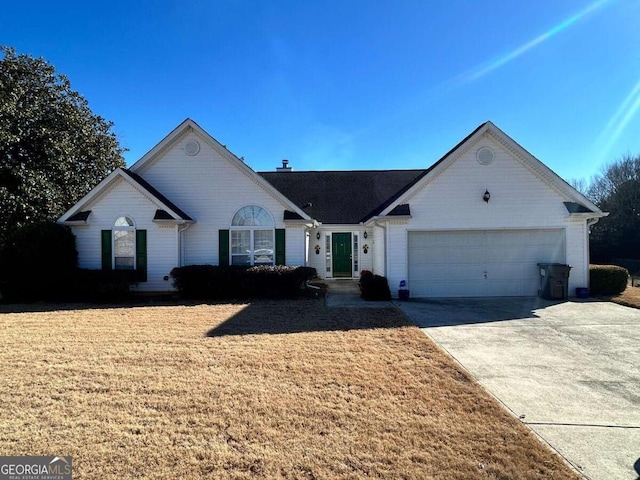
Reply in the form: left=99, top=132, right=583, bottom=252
left=359, top=271, right=392, bottom=301
left=170, top=265, right=317, bottom=300
left=589, top=265, right=628, bottom=295
left=611, top=258, right=640, bottom=275
left=72, top=269, right=138, bottom=303
left=0, top=222, right=78, bottom=302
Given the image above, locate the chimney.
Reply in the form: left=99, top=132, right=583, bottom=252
left=276, top=159, right=292, bottom=172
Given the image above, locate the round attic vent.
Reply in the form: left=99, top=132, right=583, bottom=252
left=185, top=140, right=200, bottom=156
left=476, top=146, right=494, bottom=165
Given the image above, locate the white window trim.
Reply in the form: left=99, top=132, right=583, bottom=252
left=113, top=215, right=136, bottom=270
left=230, top=206, right=275, bottom=267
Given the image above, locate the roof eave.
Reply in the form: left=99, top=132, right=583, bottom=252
left=569, top=211, right=609, bottom=219
left=152, top=219, right=196, bottom=225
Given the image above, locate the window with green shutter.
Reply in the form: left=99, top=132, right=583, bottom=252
left=136, top=230, right=147, bottom=282
left=219, top=229, right=229, bottom=266
left=101, top=230, right=112, bottom=271
left=275, top=229, right=285, bottom=265
left=103, top=218, right=147, bottom=282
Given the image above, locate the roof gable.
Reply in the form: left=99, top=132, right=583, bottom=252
left=58, top=168, right=193, bottom=223
left=129, top=118, right=312, bottom=222
left=378, top=121, right=604, bottom=218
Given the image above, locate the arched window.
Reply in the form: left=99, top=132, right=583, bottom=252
left=113, top=216, right=136, bottom=270
left=230, top=206, right=274, bottom=265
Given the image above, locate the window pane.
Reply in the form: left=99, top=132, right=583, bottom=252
left=231, top=255, right=251, bottom=266
left=254, top=230, right=274, bottom=265
left=114, top=230, right=134, bottom=256
left=115, top=257, right=135, bottom=269
left=231, top=206, right=274, bottom=227
left=114, top=230, right=134, bottom=270
left=115, top=216, right=134, bottom=227
left=231, top=230, right=250, bottom=254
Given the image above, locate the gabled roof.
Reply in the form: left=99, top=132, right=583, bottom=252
left=258, top=123, right=496, bottom=224
left=129, top=118, right=312, bottom=223
left=58, top=168, right=193, bottom=224
left=121, top=170, right=193, bottom=221
left=259, top=170, right=426, bottom=224
left=377, top=121, right=605, bottom=219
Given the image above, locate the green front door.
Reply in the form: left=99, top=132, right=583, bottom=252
left=332, top=233, right=352, bottom=277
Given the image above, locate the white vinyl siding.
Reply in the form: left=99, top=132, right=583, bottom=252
left=133, top=132, right=305, bottom=267
left=70, top=178, right=178, bottom=291
left=384, top=132, right=590, bottom=297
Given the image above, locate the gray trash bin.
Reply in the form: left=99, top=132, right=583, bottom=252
left=537, top=263, right=572, bottom=300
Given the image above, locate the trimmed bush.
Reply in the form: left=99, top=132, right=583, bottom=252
left=589, top=265, right=628, bottom=295
left=72, top=269, right=138, bottom=303
left=611, top=258, right=640, bottom=275
left=0, top=222, right=78, bottom=302
left=359, top=271, right=392, bottom=301
left=170, top=265, right=317, bottom=300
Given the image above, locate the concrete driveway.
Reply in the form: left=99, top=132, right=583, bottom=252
left=397, top=297, right=640, bottom=480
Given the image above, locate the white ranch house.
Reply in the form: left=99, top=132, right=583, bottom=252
left=59, top=119, right=606, bottom=298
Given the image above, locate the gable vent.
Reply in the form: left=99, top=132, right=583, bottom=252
left=476, top=146, right=494, bottom=165
left=185, top=140, right=200, bottom=156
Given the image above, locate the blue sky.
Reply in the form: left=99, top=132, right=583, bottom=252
left=2, top=0, right=639, bottom=182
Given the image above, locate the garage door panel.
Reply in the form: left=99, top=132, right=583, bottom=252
left=411, top=246, right=485, bottom=264
left=408, top=230, right=565, bottom=298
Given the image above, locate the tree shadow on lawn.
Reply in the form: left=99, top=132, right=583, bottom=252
left=206, top=300, right=410, bottom=337
left=0, top=297, right=183, bottom=314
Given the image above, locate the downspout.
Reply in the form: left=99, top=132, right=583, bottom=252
left=585, top=217, right=601, bottom=288
left=177, top=223, right=192, bottom=267
left=303, top=221, right=319, bottom=267
left=373, top=218, right=387, bottom=277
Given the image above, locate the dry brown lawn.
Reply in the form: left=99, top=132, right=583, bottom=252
left=0, top=300, right=578, bottom=479
left=601, top=284, right=640, bottom=309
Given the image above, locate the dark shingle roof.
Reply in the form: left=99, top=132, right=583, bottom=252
left=67, top=210, right=91, bottom=222
left=259, top=123, right=492, bottom=224
left=564, top=202, right=594, bottom=214
left=388, top=204, right=411, bottom=216
left=259, top=170, right=426, bottom=224
left=122, top=169, right=193, bottom=221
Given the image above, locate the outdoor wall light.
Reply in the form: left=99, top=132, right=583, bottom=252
left=316, top=231, right=321, bottom=240
left=483, top=189, right=491, bottom=203
left=363, top=231, right=368, bottom=239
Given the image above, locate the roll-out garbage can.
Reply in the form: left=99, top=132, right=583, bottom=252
left=537, top=263, right=572, bottom=300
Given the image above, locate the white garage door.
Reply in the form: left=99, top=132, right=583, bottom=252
left=408, top=229, right=565, bottom=297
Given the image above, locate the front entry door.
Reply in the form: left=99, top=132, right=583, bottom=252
left=332, top=233, right=352, bottom=277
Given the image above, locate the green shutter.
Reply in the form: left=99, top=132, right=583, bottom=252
left=275, top=228, right=286, bottom=265
left=136, top=230, right=147, bottom=282
left=101, top=230, right=112, bottom=271
left=219, top=229, right=229, bottom=266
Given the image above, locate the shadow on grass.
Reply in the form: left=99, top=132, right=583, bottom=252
left=0, top=295, right=202, bottom=314
left=206, top=300, right=409, bottom=337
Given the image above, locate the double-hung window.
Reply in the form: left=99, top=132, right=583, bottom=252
left=230, top=206, right=274, bottom=266
left=113, top=216, right=136, bottom=270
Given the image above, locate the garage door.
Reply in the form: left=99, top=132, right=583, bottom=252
left=408, top=229, right=565, bottom=297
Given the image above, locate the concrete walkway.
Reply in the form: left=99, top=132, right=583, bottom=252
left=324, top=280, right=395, bottom=308
left=398, top=298, right=640, bottom=480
